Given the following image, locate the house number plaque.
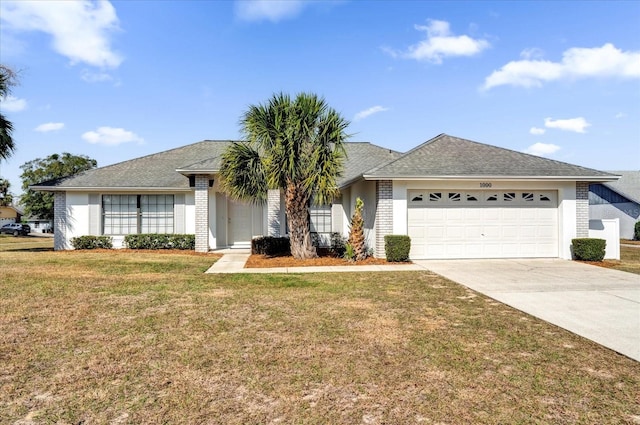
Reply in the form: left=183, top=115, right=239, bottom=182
left=479, top=182, right=492, bottom=188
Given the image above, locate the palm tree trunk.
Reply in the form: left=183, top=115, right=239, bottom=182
left=285, top=181, right=317, bottom=259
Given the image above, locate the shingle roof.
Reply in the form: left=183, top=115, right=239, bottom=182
left=33, top=141, right=234, bottom=190
left=32, top=140, right=398, bottom=190
left=364, top=134, right=616, bottom=179
left=602, top=171, right=640, bottom=203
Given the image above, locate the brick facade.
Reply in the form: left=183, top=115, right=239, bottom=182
left=194, top=175, right=209, bottom=252
left=53, top=191, right=66, bottom=251
left=374, top=180, right=393, bottom=258
left=267, top=189, right=281, bottom=237
left=576, top=181, right=589, bottom=238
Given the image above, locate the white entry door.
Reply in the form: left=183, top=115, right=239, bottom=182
left=228, top=199, right=253, bottom=247
left=408, top=190, right=559, bottom=259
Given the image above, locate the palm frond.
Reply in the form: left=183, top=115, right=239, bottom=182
left=218, top=142, right=267, bottom=204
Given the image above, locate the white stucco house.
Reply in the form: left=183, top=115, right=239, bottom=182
left=32, top=134, right=619, bottom=259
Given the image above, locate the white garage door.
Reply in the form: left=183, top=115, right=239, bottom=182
left=408, top=190, right=558, bottom=259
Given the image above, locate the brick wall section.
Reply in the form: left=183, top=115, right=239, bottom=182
left=576, top=181, right=590, bottom=238
left=375, top=180, right=393, bottom=258
left=194, top=175, right=209, bottom=252
left=267, top=189, right=281, bottom=236
left=53, top=191, right=66, bottom=250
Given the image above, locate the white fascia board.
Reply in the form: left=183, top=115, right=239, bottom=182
left=175, top=169, right=218, bottom=175
left=362, top=175, right=620, bottom=182
left=30, top=186, right=194, bottom=192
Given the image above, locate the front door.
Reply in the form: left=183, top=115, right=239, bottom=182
left=228, top=199, right=252, bottom=247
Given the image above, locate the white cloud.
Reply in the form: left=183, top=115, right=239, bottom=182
left=82, top=126, right=143, bottom=146
left=0, top=95, right=27, bottom=112
left=525, top=143, right=561, bottom=157
left=35, top=122, right=65, bottom=132
left=235, top=0, right=306, bottom=22
left=80, top=69, right=114, bottom=83
left=0, top=0, right=123, bottom=68
left=529, top=127, right=546, bottom=135
left=385, top=19, right=490, bottom=64
left=483, top=43, right=640, bottom=90
left=354, top=106, right=389, bottom=122
left=544, top=117, right=591, bottom=133
left=615, top=112, right=627, bottom=119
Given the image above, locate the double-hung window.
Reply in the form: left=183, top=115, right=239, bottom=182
left=103, top=195, right=174, bottom=235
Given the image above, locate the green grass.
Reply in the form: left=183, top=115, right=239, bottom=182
left=1, top=250, right=638, bottom=424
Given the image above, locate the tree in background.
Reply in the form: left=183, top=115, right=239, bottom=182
left=0, top=178, right=12, bottom=206
left=0, top=65, right=19, bottom=160
left=20, top=153, right=97, bottom=220
left=220, top=92, right=350, bottom=259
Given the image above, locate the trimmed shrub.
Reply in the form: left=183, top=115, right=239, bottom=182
left=385, top=235, right=411, bottom=262
left=71, top=235, right=113, bottom=250
left=635, top=221, right=640, bottom=240
left=330, top=232, right=347, bottom=257
left=124, top=234, right=195, bottom=250
left=251, top=236, right=291, bottom=255
left=572, top=238, right=606, bottom=262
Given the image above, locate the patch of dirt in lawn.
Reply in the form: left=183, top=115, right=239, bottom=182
left=245, top=249, right=396, bottom=268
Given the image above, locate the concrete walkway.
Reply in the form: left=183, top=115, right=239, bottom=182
left=414, top=259, right=640, bottom=361
left=205, top=249, right=425, bottom=274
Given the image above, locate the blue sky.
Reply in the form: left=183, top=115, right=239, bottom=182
left=1, top=0, right=639, bottom=196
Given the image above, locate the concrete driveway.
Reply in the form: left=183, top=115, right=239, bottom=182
left=414, top=259, right=640, bottom=361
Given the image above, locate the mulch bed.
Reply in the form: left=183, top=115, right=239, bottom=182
left=245, top=249, right=393, bottom=268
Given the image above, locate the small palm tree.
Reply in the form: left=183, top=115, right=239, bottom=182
left=220, top=92, right=350, bottom=259
left=347, top=197, right=367, bottom=261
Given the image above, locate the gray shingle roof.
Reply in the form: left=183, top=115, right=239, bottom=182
left=603, top=171, right=640, bottom=203
left=33, top=141, right=234, bottom=190
left=365, top=134, right=616, bottom=179
left=32, top=140, right=398, bottom=190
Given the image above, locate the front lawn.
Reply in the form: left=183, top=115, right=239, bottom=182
left=1, top=250, right=638, bottom=424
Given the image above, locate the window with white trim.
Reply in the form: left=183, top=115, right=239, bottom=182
left=103, top=195, right=174, bottom=235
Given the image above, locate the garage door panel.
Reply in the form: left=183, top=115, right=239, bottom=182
left=408, top=189, right=558, bottom=259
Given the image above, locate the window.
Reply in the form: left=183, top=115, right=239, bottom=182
left=466, top=194, right=478, bottom=202
left=522, top=192, right=534, bottom=202
left=504, top=192, right=516, bottom=202
left=449, top=192, right=461, bottom=202
left=141, top=195, right=174, bottom=234
left=486, top=193, right=498, bottom=201
left=411, top=195, right=423, bottom=202
left=429, top=192, right=442, bottom=202
left=103, top=195, right=174, bottom=235
left=310, top=204, right=331, bottom=234
left=540, top=194, right=551, bottom=202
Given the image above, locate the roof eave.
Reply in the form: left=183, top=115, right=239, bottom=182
left=175, top=169, right=219, bottom=175
left=30, top=186, right=194, bottom=192
left=362, top=175, right=621, bottom=182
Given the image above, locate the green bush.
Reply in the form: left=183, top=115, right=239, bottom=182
left=124, top=234, right=195, bottom=250
left=572, top=238, right=606, bottom=261
left=634, top=221, right=640, bottom=240
left=70, top=235, right=113, bottom=250
left=384, top=235, right=411, bottom=262
left=251, top=236, right=291, bottom=255
left=330, top=232, right=347, bottom=256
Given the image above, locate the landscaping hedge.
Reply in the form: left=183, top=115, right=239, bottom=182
left=124, top=234, right=195, bottom=250
left=384, top=235, right=411, bottom=262
left=70, top=235, right=113, bottom=250
left=635, top=221, right=640, bottom=241
left=572, top=238, right=606, bottom=262
left=251, top=236, right=291, bottom=255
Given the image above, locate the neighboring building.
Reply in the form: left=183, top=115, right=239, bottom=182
left=0, top=205, right=22, bottom=227
left=24, top=216, right=53, bottom=233
left=590, top=171, right=640, bottom=239
left=32, top=134, right=618, bottom=259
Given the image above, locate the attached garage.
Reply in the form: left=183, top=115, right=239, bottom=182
left=408, top=189, right=558, bottom=259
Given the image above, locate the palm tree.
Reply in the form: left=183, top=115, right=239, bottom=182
left=0, top=65, right=17, bottom=160
left=220, top=92, right=350, bottom=259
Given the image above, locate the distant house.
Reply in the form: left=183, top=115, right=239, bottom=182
left=24, top=216, right=53, bottom=233
left=32, top=134, right=619, bottom=259
left=590, top=171, right=640, bottom=239
left=0, top=205, right=22, bottom=227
